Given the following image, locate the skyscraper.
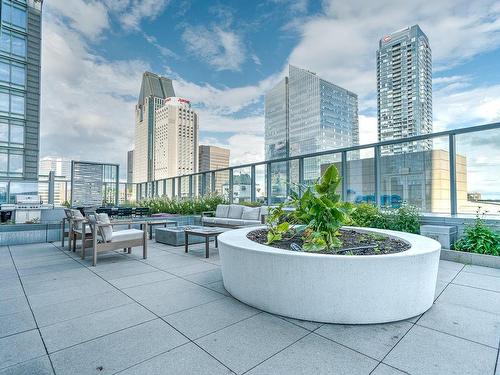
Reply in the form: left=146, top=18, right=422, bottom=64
left=126, top=150, right=133, bottom=184
left=199, top=145, right=230, bottom=194
left=133, top=71, right=175, bottom=183
left=265, top=65, right=359, bottom=160
left=0, top=0, right=42, bottom=203
left=377, top=25, right=432, bottom=155
left=153, top=97, right=198, bottom=180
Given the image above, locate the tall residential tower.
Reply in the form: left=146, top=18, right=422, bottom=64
left=377, top=25, right=432, bottom=155
left=0, top=0, right=42, bottom=202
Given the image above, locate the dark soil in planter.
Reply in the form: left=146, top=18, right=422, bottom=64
left=247, top=229, right=410, bottom=255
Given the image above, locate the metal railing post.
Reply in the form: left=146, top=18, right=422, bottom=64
left=251, top=165, right=256, bottom=202
left=266, top=163, right=272, bottom=205
left=228, top=169, right=234, bottom=203
left=211, top=172, right=216, bottom=194
left=449, top=134, right=457, bottom=215
left=341, top=151, right=347, bottom=201
left=375, top=145, right=381, bottom=207
left=188, top=176, right=193, bottom=198
left=201, top=173, right=207, bottom=197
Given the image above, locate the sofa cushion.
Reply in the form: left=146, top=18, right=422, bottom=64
left=221, top=218, right=246, bottom=226
left=215, top=204, right=230, bottom=218
left=241, top=206, right=260, bottom=221
left=202, top=217, right=217, bottom=224
left=227, top=204, right=244, bottom=219
left=112, top=229, right=143, bottom=242
left=242, top=220, right=261, bottom=226
left=96, top=213, right=113, bottom=242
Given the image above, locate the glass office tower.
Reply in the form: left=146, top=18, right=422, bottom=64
left=0, top=0, right=42, bottom=203
left=377, top=25, right=432, bottom=155
left=265, top=65, right=358, bottom=189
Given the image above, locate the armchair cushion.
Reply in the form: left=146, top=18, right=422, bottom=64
left=215, top=204, right=230, bottom=218
left=241, top=206, right=260, bottom=220
left=228, top=205, right=244, bottom=219
left=112, top=229, right=143, bottom=242
left=96, top=213, right=113, bottom=242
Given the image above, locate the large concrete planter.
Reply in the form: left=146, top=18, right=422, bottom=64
left=218, top=226, right=441, bottom=324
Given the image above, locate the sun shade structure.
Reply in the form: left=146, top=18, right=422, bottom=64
left=70, top=161, right=119, bottom=207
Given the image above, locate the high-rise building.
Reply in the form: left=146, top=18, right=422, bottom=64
left=0, top=0, right=42, bottom=203
left=377, top=25, right=432, bottom=155
left=199, top=145, right=230, bottom=195
left=39, top=156, right=70, bottom=178
left=265, top=65, right=359, bottom=160
left=126, top=150, right=133, bottom=184
left=153, top=97, right=198, bottom=180
left=133, top=71, right=175, bottom=183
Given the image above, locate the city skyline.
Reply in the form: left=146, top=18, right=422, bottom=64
left=38, top=1, right=500, bottom=192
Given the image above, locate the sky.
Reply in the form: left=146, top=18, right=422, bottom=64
left=41, top=0, right=500, bottom=189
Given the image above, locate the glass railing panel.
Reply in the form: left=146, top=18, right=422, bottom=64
left=180, top=176, right=190, bottom=199
left=255, top=164, right=267, bottom=205
left=232, top=167, right=252, bottom=204
left=215, top=170, right=230, bottom=200
left=456, top=130, right=500, bottom=216
left=346, top=148, right=375, bottom=204
left=303, top=154, right=342, bottom=194
left=269, top=161, right=288, bottom=204
left=288, top=159, right=300, bottom=198
left=165, top=179, right=173, bottom=199
left=379, top=136, right=450, bottom=213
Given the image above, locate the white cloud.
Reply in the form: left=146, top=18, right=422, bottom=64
left=182, top=26, right=246, bottom=71
left=120, top=0, right=170, bottom=30
left=46, top=0, right=109, bottom=40
left=200, top=134, right=265, bottom=166
left=288, top=0, right=500, bottom=102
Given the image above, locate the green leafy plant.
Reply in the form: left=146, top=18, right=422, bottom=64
left=138, top=194, right=227, bottom=215
left=351, top=202, right=421, bottom=234
left=266, top=164, right=354, bottom=252
left=454, top=213, right=500, bottom=256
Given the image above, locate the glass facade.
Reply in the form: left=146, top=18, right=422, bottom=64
left=377, top=25, right=432, bottom=155
left=0, top=0, right=42, bottom=203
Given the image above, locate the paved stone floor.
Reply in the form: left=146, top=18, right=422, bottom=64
left=0, top=239, right=499, bottom=375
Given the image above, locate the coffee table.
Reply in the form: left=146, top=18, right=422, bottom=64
left=141, top=219, right=177, bottom=240
left=184, top=227, right=228, bottom=258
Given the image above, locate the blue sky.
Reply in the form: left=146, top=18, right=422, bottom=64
left=41, top=0, right=500, bottom=189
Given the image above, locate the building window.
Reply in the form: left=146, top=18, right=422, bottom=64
left=1, top=2, right=27, bottom=29
left=0, top=91, right=25, bottom=116
left=9, top=153, right=22, bottom=173
left=0, top=151, right=7, bottom=172
left=0, top=30, right=26, bottom=57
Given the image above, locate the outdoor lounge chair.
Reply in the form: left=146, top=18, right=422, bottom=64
left=85, top=213, right=147, bottom=266
left=63, top=208, right=92, bottom=252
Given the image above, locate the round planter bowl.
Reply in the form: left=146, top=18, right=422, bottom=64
left=218, top=226, right=441, bottom=324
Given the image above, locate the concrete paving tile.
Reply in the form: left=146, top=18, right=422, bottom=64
left=162, top=261, right=220, bottom=277
left=0, top=310, right=36, bottom=338
left=27, top=279, right=116, bottom=309
left=50, top=319, right=188, bottom=375
left=123, top=278, right=225, bottom=316
left=33, top=289, right=133, bottom=327
left=452, top=271, right=500, bottom=292
left=41, top=303, right=156, bottom=353
left=463, top=264, right=500, bottom=278
left=183, top=268, right=222, bottom=285
left=196, top=313, right=308, bottom=374
left=164, top=297, right=259, bottom=339
left=434, top=280, right=447, bottom=300
left=0, top=356, right=53, bottom=375
left=107, top=270, right=176, bottom=289
left=437, top=264, right=462, bottom=283
left=19, top=267, right=92, bottom=284
left=316, top=320, right=413, bottom=360
left=118, top=342, right=233, bottom=375
left=417, top=301, right=500, bottom=348
left=246, top=333, right=377, bottom=375
left=0, top=278, right=23, bottom=302
left=0, top=330, right=46, bottom=370
left=0, top=296, right=30, bottom=316
left=16, top=260, right=83, bottom=277
left=371, top=363, right=408, bottom=374
left=92, top=261, right=158, bottom=280
left=437, top=283, right=500, bottom=315
left=281, top=317, right=323, bottom=331
left=384, top=325, right=497, bottom=375
left=205, top=280, right=230, bottom=296
left=22, top=272, right=103, bottom=296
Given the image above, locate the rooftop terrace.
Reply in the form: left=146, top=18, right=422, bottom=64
left=1, top=239, right=499, bottom=374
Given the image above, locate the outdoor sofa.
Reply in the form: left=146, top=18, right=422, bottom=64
left=202, top=204, right=268, bottom=228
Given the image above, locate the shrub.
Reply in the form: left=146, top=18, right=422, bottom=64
left=454, top=214, right=500, bottom=256
left=351, top=202, right=421, bottom=234
left=138, top=194, right=227, bottom=215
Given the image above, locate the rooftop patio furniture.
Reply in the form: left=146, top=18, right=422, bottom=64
left=85, top=213, right=147, bottom=266
left=202, top=204, right=268, bottom=228
left=62, top=208, right=92, bottom=252
left=134, top=207, right=150, bottom=217
left=155, top=225, right=208, bottom=246
left=184, top=226, right=229, bottom=258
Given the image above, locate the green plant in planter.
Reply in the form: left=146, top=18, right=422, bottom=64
left=266, top=164, right=354, bottom=252
left=454, top=213, right=500, bottom=256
